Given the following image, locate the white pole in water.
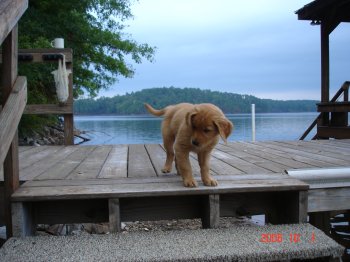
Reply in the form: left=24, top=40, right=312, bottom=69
left=251, top=104, right=256, bottom=142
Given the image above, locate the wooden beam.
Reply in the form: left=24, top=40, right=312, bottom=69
left=0, top=76, right=27, bottom=165
left=317, top=126, right=350, bottom=139
left=19, top=49, right=73, bottom=63
left=24, top=103, right=73, bottom=115
left=0, top=49, right=73, bottom=64
left=317, top=101, right=350, bottom=112
left=0, top=0, right=28, bottom=44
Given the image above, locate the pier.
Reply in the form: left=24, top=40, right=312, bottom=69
left=1, top=0, right=350, bottom=260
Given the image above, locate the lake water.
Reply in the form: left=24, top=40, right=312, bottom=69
left=74, top=112, right=318, bottom=145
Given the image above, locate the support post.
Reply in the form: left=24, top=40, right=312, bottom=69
left=1, top=25, right=20, bottom=238
left=11, top=202, right=35, bottom=237
left=201, top=194, right=220, bottom=229
left=64, top=59, right=74, bottom=145
left=251, top=104, right=256, bottom=142
left=309, top=211, right=331, bottom=236
left=319, top=22, right=330, bottom=131
left=109, top=198, right=121, bottom=233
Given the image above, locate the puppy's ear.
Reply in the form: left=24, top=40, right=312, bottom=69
left=186, top=111, right=197, bottom=128
left=214, top=118, right=233, bottom=143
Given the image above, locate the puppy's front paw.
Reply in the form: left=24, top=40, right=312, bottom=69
left=183, top=178, right=198, bottom=187
left=161, top=167, right=171, bottom=173
left=203, top=178, right=218, bottom=187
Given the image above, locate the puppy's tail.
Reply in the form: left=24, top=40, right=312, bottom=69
left=144, top=103, right=166, bottom=117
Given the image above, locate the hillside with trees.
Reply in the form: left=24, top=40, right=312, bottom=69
left=74, top=87, right=318, bottom=114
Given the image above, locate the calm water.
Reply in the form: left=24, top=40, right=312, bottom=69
left=74, top=112, right=318, bottom=145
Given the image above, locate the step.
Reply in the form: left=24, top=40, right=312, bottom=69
left=0, top=223, right=344, bottom=261
left=10, top=174, right=309, bottom=236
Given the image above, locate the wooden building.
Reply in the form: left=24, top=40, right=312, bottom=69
left=297, top=0, right=350, bottom=139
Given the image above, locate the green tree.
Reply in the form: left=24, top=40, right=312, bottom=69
left=19, top=0, right=155, bottom=97
left=17, top=0, right=155, bottom=137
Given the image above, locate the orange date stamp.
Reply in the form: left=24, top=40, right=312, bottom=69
left=259, top=232, right=316, bottom=243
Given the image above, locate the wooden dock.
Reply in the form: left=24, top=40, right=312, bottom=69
left=1, top=140, right=349, bottom=239
left=1, top=140, right=348, bottom=181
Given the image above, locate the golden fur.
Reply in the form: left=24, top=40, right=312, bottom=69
left=145, top=103, right=233, bottom=187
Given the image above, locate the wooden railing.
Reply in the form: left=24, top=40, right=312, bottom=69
left=20, top=48, right=74, bottom=145
left=0, top=49, right=75, bottom=145
left=0, top=0, right=28, bottom=238
left=300, top=81, right=350, bottom=140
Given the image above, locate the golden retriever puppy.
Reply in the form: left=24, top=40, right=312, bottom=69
left=145, top=103, right=233, bottom=187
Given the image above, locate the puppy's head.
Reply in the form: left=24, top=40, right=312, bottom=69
left=186, top=104, right=233, bottom=148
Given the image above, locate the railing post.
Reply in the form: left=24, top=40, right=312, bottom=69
left=64, top=55, right=74, bottom=145
left=251, top=104, right=256, bottom=142
left=1, top=25, right=20, bottom=238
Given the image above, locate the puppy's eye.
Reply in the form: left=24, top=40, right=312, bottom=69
left=203, top=128, right=211, bottom=133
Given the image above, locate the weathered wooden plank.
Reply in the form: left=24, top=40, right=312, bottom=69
left=308, top=187, right=350, bottom=212
left=251, top=141, right=341, bottom=168
left=212, top=147, right=271, bottom=174
left=273, top=141, right=350, bottom=161
left=21, top=173, right=290, bottom=188
left=21, top=146, right=77, bottom=181
left=262, top=141, right=349, bottom=167
left=19, top=146, right=63, bottom=171
left=0, top=76, right=27, bottom=165
left=224, top=142, right=316, bottom=170
left=12, top=175, right=308, bottom=201
left=98, top=145, right=128, bottom=178
left=209, top=150, right=245, bottom=175
left=224, top=142, right=296, bottom=172
left=217, top=143, right=291, bottom=172
left=66, top=146, right=112, bottom=180
left=0, top=0, right=28, bottom=44
left=24, top=104, right=73, bottom=115
left=128, top=144, right=157, bottom=177
left=35, top=146, right=93, bottom=180
left=307, top=140, right=350, bottom=154
left=145, top=144, right=171, bottom=176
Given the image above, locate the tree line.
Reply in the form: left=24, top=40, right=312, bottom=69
left=74, top=87, right=318, bottom=115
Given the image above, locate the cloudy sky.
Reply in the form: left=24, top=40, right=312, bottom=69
left=101, top=0, right=350, bottom=100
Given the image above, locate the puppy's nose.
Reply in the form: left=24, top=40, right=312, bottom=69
left=192, top=139, right=199, bottom=146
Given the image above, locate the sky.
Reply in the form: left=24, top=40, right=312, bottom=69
left=100, top=0, right=350, bottom=100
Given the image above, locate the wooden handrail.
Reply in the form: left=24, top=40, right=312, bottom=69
left=0, top=76, right=27, bottom=165
left=0, top=0, right=27, bottom=44
left=0, top=49, right=73, bottom=63
left=15, top=49, right=75, bottom=145
left=299, top=81, right=350, bottom=140
left=1, top=0, right=28, bottom=239
left=1, top=49, right=75, bottom=145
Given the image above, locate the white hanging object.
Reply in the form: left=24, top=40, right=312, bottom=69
left=51, top=54, right=71, bottom=103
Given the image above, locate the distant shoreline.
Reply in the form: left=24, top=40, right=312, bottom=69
left=73, top=111, right=319, bottom=116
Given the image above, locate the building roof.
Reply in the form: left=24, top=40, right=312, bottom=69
left=296, top=0, right=350, bottom=22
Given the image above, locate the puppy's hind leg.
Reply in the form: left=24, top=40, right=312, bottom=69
left=162, top=134, right=175, bottom=173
